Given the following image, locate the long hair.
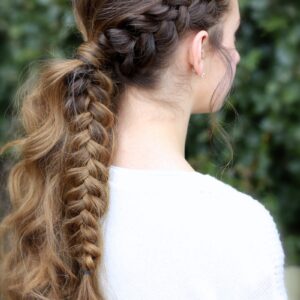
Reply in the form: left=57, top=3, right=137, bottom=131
left=0, top=0, right=231, bottom=299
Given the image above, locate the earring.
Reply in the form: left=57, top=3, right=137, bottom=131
left=192, top=68, right=206, bottom=78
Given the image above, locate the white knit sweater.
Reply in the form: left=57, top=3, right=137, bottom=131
left=99, top=166, right=288, bottom=300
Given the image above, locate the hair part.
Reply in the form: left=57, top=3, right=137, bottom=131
left=0, top=1, right=232, bottom=299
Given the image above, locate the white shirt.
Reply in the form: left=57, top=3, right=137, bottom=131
left=99, top=165, right=288, bottom=300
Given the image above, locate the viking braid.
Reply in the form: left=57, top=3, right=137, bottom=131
left=0, top=0, right=230, bottom=299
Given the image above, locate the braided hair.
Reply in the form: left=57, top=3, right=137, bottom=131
left=61, top=40, right=116, bottom=298
left=0, top=0, right=230, bottom=299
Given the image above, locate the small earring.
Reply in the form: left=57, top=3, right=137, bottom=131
left=192, top=67, right=205, bottom=78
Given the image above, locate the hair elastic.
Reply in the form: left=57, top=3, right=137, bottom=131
left=81, top=269, right=92, bottom=276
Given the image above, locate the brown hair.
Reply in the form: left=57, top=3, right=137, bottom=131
left=0, top=0, right=232, bottom=299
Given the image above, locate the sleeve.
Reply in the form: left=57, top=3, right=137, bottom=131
left=254, top=201, right=289, bottom=300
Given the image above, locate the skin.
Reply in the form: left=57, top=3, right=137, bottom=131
left=111, top=0, right=241, bottom=171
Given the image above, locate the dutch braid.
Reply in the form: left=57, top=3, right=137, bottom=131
left=97, top=0, right=227, bottom=87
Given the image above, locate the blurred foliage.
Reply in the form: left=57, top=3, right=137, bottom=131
left=0, top=0, right=299, bottom=265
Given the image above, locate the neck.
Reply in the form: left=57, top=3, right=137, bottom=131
left=111, top=88, right=194, bottom=171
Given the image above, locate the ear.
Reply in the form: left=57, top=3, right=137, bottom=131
left=189, top=30, right=209, bottom=75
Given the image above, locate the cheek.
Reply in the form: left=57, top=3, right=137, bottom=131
left=226, top=48, right=240, bottom=76
left=222, top=35, right=240, bottom=67
left=232, top=49, right=240, bottom=66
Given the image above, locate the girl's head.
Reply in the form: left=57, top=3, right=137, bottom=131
left=74, top=0, right=240, bottom=114
left=0, top=1, right=240, bottom=299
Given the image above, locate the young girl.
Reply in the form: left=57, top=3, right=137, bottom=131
left=0, top=0, right=288, bottom=299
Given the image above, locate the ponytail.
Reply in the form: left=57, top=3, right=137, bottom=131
left=0, top=18, right=116, bottom=300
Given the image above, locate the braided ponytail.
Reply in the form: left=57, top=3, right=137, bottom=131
left=61, top=40, right=116, bottom=299
left=0, top=0, right=231, bottom=299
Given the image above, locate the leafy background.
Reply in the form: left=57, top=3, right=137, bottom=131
left=0, top=0, right=299, bottom=266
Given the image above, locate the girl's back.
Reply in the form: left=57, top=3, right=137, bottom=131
left=100, top=166, right=287, bottom=300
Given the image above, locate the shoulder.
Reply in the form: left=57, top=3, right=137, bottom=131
left=201, top=172, right=285, bottom=256
left=195, top=173, right=282, bottom=239
left=200, top=172, right=269, bottom=213
left=189, top=173, right=288, bottom=299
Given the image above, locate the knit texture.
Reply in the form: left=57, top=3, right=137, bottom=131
left=99, top=166, right=288, bottom=300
